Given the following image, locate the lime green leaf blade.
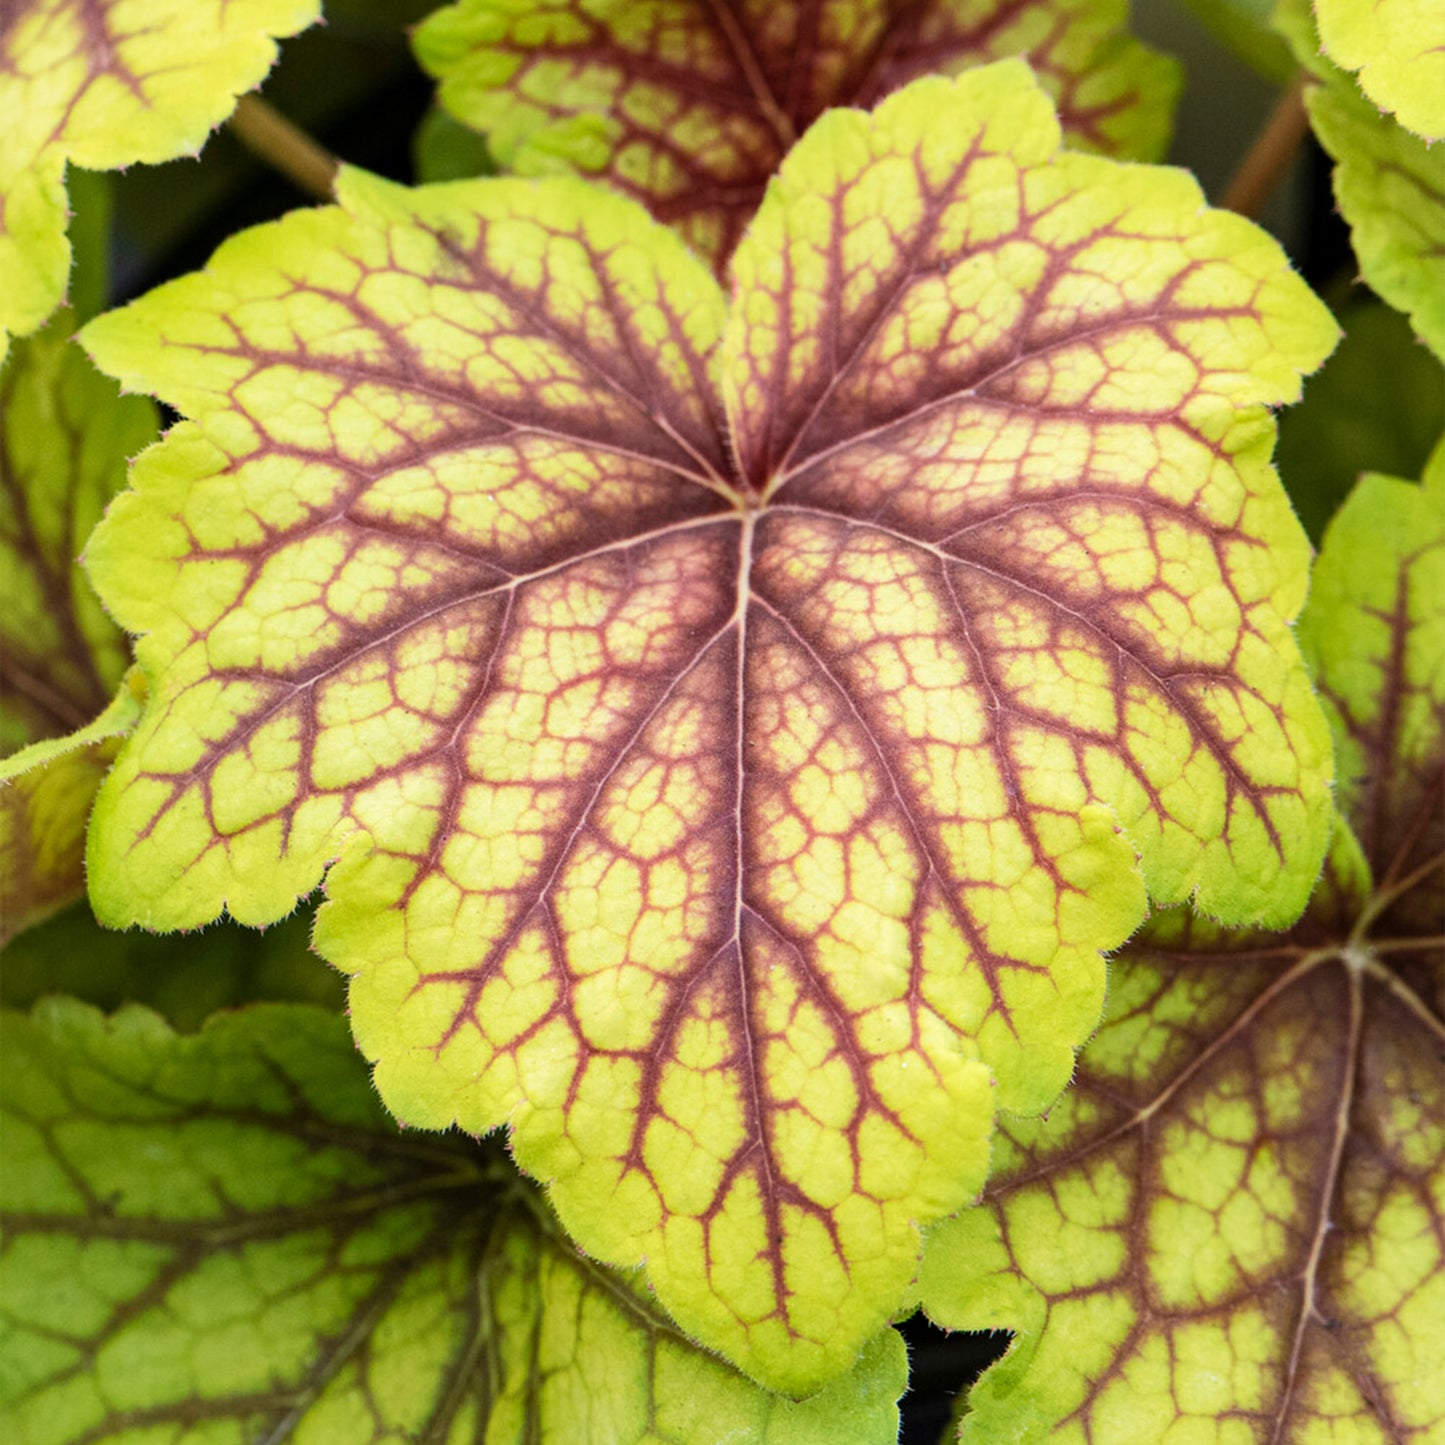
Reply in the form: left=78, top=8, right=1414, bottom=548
left=80, top=64, right=1334, bottom=1391
left=1306, top=78, right=1445, bottom=361
left=414, top=0, right=1181, bottom=275
left=1273, top=0, right=1445, bottom=361
left=0, top=1000, right=907, bottom=1444
left=918, top=449, right=1445, bottom=1441
left=1, top=313, right=155, bottom=755
left=1314, top=0, right=1445, bottom=140
left=725, top=63, right=1337, bottom=936
left=0, top=0, right=321, bottom=347
left=0, top=670, right=144, bottom=944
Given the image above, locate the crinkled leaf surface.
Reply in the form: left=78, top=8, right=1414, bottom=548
left=0, top=669, right=144, bottom=945
left=1313, top=0, right=1445, bottom=140
left=414, top=0, right=1180, bottom=275
left=0, top=0, right=321, bottom=350
left=0, top=999, right=906, bottom=1444
left=1273, top=0, right=1445, bottom=361
left=80, top=65, right=1335, bottom=1391
left=918, top=447, right=1445, bottom=1441
left=1, top=312, right=155, bottom=755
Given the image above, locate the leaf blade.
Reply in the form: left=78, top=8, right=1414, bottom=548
left=0, top=0, right=321, bottom=347
left=0, top=1000, right=908, bottom=1444
left=414, top=0, right=1181, bottom=275
left=80, top=66, right=1337, bottom=1391
left=918, top=446, right=1445, bottom=1441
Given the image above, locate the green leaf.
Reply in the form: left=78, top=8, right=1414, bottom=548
left=0, top=0, right=322, bottom=351
left=0, top=999, right=907, bottom=1443
left=918, top=447, right=1445, bottom=1441
left=1306, top=79, right=1445, bottom=361
left=1313, top=0, right=1445, bottom=140
left=414, top=0, right=1181, bottom=275
left=1275, top=301, right=1444, bottom=543
left=1273, top=0, right=1445, bottom=361
left=1301, top=444, right=1444, bottom=893
left=1, top=312, right=156, bottom=755
left=0, top=671, right=145, bottom=945
left=80, top=64, right=1335, bottom=1390
left=0, top=312, right=157, bottom=940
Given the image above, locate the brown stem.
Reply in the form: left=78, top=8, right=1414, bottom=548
left=227, top=94, right=338, bottom=202
left=1222, top=72, right=1311, bottom=219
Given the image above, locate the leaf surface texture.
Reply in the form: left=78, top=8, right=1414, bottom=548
left=80, top=65, right=1336, bottom=1389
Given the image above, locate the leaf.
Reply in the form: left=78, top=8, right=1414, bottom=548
left=79, top=64, right=1336, bottom=1390
left=0, top=313, right=157, bottom=941
left=414, top=0, right=1181, bottom=275
left=0, top=999, right=908, bottom=1444
left=1305, top=80, right=1445, bottom=362
left=918, top=446, right=1445, bottom=1441
left=1, top=312, right=155, bottom=755
left=1313, top=0, right=1445, bottom=140
left=0, top=671, right=145, bottom=946
left=1274, top=300, right=1444, bottom=543
left=0, top=0, right=322, bottom=351
left=1272, top=0, right=1445, bottom=361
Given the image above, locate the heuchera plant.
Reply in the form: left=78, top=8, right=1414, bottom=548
left=0, top=0, right=1440, bottom=1440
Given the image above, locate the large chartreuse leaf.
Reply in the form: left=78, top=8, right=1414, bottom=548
left=414, top=0, right=1180, bottom=275
left=918, top=446, right=1444, bottom=1440
left=0, top=0, right=321, bottom=353
left=1313, top=0, right=1445, bottom=141
left=0, top=999, right=906, bottom=1443
left=79, top=64, right=1335, bottom=1391
left=1273, top=0, right=1445, bottom=361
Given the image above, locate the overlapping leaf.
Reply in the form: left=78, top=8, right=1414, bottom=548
left=0, top=0, right=321, bottom=352
left=0, top=1000, right=906, bottom=1443
left=0, top=670, right=144, bottom=945
left=919, top=447, right=1445, bottom=1441
left=1, top=313, right=153, bottom=753
left=1273, top=0, right=1445, bottom=361
left=414, top=0, right=1180, bottom=274
left=1313, top=0, right=1445, bottom=140
left=1306, top=82, right=1445, bottom=361
left=0, top=313, right=156, bottom=941
left=79, top=65, right=1335, bottom=1390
